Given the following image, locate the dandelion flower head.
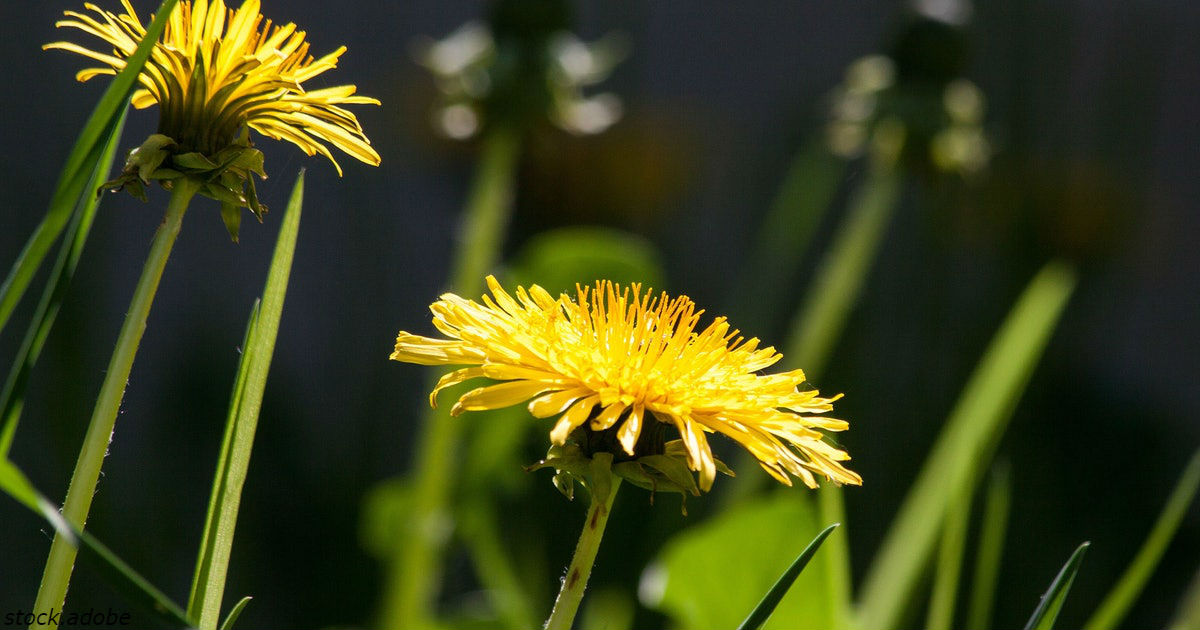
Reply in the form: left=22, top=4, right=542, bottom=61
left=46, top=0, right=380, bottom=174
left=392, top=276, right=862, bottom=491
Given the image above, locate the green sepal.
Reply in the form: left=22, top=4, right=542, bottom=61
left=220, top=202, right=241, bottom=243
left=174, top=151, right=219, bottom=171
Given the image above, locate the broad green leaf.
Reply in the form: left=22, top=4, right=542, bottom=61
left=507, top=226, right=665, bottom=294
left=643, top=492, right=835, bottom=630
left=0, top=108, right=128, bottom=459
left=0, top=0, right=179, bottom=334
left=0, top=459, right=193, bottom=628
left=737, top=523, right=840, bottom=630
left=1025, top=542, right=1090, bottom=630
left=1084, top=449, right=1200, bottom=630
left=856, top=261, right=1077, bottom=630
left=219, top=596, right=252, bottom=630
left=188, top=171, right=304, bottom=630
left=966, top=462, right=1012, bottom=630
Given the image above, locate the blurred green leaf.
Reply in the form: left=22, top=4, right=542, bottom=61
left=0, top=109, right=128, bottom=459
left=188, top=171, right=304, bottom=630
left=1025, top=542, right=1090, bottom=630
left=926, top=479, right=970, bottom=630
left=966, top=462, right=1012, bottom=630
left=0, top=0, right=179, bottom=334
left=857, top=261, right=1077, bottom=630
left=579, top=586, right=635, bottom=630
left=644, top=492, right=835, bottom=630
left=0, top=459, right=193, bottom=628
left=1084, top=449, right=1200, bottom=630
left=1168, top=567, right=1200, bottom=630
left=507, top=226, right=665, bottom=294
left=737, top=523, right=840, bottom=630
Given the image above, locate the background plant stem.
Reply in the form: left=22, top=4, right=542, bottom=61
left=31, top=177, right=199, bottom=628
left=544, top=477, right=622, bottom=630
left=381, top=126, right=520, bottom=629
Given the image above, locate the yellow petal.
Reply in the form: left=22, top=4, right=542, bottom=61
left=451, top=381, right=557, bottom=416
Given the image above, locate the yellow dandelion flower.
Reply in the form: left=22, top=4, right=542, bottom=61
left=391, top=276, right=862, bottom=491
left=46, top=0, right=380, bottom=175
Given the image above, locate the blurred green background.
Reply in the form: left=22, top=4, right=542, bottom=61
left=1, top=1, right=1197, bottom=628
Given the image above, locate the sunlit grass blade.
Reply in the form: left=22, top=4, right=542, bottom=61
left=727, top=142, right=845, bottom=332
left=0, top=109, right=128, bottom=459
left=1024, top=542, right=1090, bottom=630
left=219, top=596, right=252, bottom=630
left=737, top=523, right=840, bottom=630
left=0, top=0, right=179, bottom=334
left=926, top=480, right=971, bottom=630
left=187, top=171, right=305, bottom=630
left=967, top=462, right=1012, bottom=630
left=0, top=459, right=193, bottom=628
left=856, top=261, right=1077, bottom=630
left=1083, top=449, right=1200, bottom=630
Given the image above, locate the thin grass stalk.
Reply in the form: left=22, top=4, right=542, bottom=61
left=32, top=177, right=200, bottom=627
left=381, top=126, right=521, bottom=629
left=1083, top=449, right=1200, bottom=630
left=926, top=478, right=971, bottom=630
left=966, top=462, right=1012, bottom=630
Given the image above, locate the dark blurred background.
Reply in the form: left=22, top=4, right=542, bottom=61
left=1, top=1, right=1198, bottom=628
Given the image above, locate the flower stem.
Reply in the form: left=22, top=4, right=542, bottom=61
left=544, top=477, right=622, bottom=630
left=31, top=177, right=199, bottom=628
left=381, top=126, right=521, bottom=629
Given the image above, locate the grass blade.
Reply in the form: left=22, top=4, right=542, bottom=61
left=1083, top=449, right=1200, bottom=630
left=1168, top=567, right=1200, bottom=630
left=219, top=596, right=252, bottom=630
left=856, top=261, right=1077, bottom=630
left=0, top=459, right=192, bottom=628
left=0, top=0, right=179, bottom=334
left=1024, top=542, right=1090, bottom=630
left=0, top=108, right=128, bottom=459
left=966, top=462, right=1012, bottom=630
left=737, top=523, right=840, bottom=630
left=187, top=171, right=304, bottom=630
left=926, top=478, right=972, bottom=630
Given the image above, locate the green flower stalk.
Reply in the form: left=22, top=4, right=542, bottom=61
left=35, top=1, right=379, bottom=624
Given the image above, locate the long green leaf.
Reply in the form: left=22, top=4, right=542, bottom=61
left=0, top=459, right=193, bottom=628
left=737, top=523, right=840, bottom=630
left=966, top=462, right=1012, bottom=630
left=0, top=109, right=129, bottom=459
left=1084, top=449, right=1200, bottom=630
left=1025, top=542, right=1090, bottom=630
left=188, top=171, right=304, bottom=630
left=856, top=261, right=1077, bottom=630
left=0, top=0, right=179, bottom=334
